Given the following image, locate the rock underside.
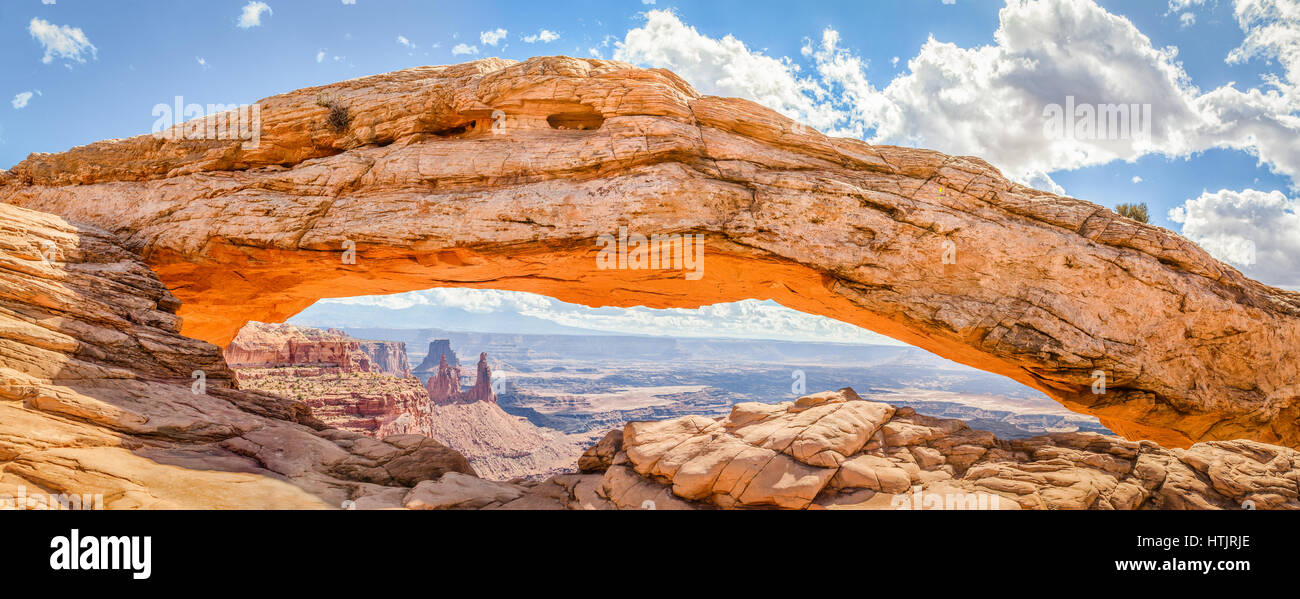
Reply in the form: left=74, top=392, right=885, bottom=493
left=0, top=202, right=1293, bottom=509
left=0, top=203, right=472, bottom=508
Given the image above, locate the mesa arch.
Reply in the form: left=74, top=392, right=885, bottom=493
left=2, top=56, right=1297, bottom=450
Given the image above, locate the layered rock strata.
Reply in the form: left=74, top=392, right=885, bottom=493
left=496, top=389, right=1300, bottom=511
left=0, top=203, right=472, bottom=509
left=2, top=56, right=1295, bottom=447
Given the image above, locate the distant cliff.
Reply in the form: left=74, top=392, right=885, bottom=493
left=225, top=322, right=409, bottom=377
left=359, top=340, right=412, bottom=377
left=413, top=339, right=459, bottom=373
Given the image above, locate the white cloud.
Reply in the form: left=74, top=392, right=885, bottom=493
left=28, top=18, right=96, bottom=64
left=316, top=49, right=326, bottom=63
left=1228, top=0, right=1300, bottom=91
left=643, top=0, right=656, bottom=4
left=480, top=28, right=508, bottom=46
left=452, top=43, right=478, bottom=56
left=11, top=92, right=35, bottom=109
left=1180, top=12, right=1196, bottom=27
left=195, top=56, right=207, bottom=67
left=320, top=290, right=905, bottom=345
left=523, top=29, right=560, bottom=43
left=1167, top=0, right=1208, bottom=14
left=614, top=11, right=845, bottom=133
left=342, top=0, right=356, bottom=4
left=397, top=35, right=414, bottom=48
left=1169, top=188, right=1300, bottom=286
left=943, top=0, right=957, bottom=4
left=42, top=0, right=56, bottom=4
left=613, top=3, right=1300, bottom=196
left=1132, top=175, right=1143, bottom=183
left=238, top=1, right=272, bottom=29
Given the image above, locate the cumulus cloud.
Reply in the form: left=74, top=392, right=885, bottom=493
left=523, top=29, right=560, bottom=43
left=452, top=43, right=478, bottom=55
left=480, top=28, right=507, bottom=46
left=342, top=0, right=355, bottom=4
left=1169, top=188, right=1300, bottom=286
left=28, top=18, right=96, bottom=64
left=614, top=2, right=1300, bottom=197
left=397, top=35, right=414, bottom=48
left=316, top=49, right=326, bottom=63
left=614, top=11, right=846, bottom=132
left=607, top=1, right=1300, bottom=288
left=238, top=1, right=272, bottom=28
left=11, top=92, right=35, bottom=109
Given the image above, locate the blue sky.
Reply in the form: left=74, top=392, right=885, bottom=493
left=5, top=0, right=1298, bottom=341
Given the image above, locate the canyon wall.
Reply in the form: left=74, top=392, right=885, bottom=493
left=361, top=340, right=412, bottom=378
left=2, top=56, right=1297, bottom=449
left=225, top=322, right=408, bottom=377
left=0, top=203, right=473, bottom=509
left=231, top=327, right=578, bottom=479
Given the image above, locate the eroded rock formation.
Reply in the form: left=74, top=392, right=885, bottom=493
left=507, top=389, right=1300, bottom=510
left=413, top=340, right=459, bottom=374
left=2, top=56, right=1297, bottom=449
left=0, top=203, right=473, bottom=508
left=359, top=340, right=412, bottom=378
left=225, top=322, right=409, bottom=377
left=425, top=351, right=496, bottom=405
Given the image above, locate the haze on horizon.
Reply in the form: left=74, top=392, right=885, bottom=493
left=289, top=288, right=910, bottom=346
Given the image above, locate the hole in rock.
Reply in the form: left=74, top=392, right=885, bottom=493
left=547, top=111, right=604, bottom=131
left=223, top=287, right=1106, bottom=482
left=432, top=121, right=477, bottom=138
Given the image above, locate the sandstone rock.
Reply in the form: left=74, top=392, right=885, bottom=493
left=425, top=351, right=496, bottom=405
left=403, top=472, right=524, bottom=510
left=577, top=429, right=623, bottom=473
left=225, top=322, right=400, bottom=375
left=413, top=340, right=460, bottom=373
left=0, top=202, right=473, bottom=509
left=415, top=397, right=585, bottom=481
left=4, top=56, right=1296, bottom=448
left=593, top=387, right=1300, bottom=510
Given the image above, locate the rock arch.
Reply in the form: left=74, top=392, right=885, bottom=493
left=3, top=56, right=1297, bottom=449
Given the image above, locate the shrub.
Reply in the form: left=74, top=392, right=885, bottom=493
left=315, top=94, right=351, bottom=133
left=1115, top=202, right=1149, bottom=223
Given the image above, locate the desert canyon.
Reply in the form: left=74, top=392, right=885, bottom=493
left=1, top=56, right=1297, bottom=509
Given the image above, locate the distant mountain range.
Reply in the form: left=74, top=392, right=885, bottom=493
left=334, top=326, right=971, bottom=370
left=290, top=302, right=611, bottom=337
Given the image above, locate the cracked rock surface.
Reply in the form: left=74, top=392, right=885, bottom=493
left=541, top=389, right=1300, bottom=510
left=0, top=203, right=472, bottom=509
